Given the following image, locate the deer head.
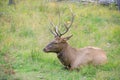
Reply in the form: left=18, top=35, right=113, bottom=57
left=43, top=8, right=74, bottom=53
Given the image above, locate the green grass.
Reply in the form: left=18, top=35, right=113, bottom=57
left=0, top=0, right=120, bottom=80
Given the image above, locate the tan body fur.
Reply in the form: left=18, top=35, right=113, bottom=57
left=43, top=37, right=107, bottom=70
left=57, top=45, right=107, bottom=70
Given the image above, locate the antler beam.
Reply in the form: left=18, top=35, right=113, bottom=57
left=49, top=7, right=75, bottom=37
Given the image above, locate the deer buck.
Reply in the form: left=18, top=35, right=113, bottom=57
left=43, top=8, right=107, bottom=70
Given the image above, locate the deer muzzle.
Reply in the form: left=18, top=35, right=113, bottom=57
left=43, top=47, right=49, bottom=52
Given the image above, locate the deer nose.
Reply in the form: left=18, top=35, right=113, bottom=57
left=43, top=48, right=48, bottom=52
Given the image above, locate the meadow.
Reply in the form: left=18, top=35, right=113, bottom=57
left=0, top=0, right=120, bottom=80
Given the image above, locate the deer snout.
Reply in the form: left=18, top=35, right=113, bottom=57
left=43, top=47, right=48, bottom=52
left=43, top=45, right=52, bottom=52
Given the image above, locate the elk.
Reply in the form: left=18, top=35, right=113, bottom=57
left=43, top=8, right=107, bottom=70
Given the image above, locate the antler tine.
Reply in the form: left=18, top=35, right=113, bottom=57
left=49, top=17, right=60, bottom=37
left=48, top=18, right=57, bottom=36
left=54, top=26, right=60, bottom=36
left=52, top=8, right=62, bottom=37
left=59, top=23, right=69, bottom=36
left=49, top=27, right=56, bottom=36
left=55, top=8, right=61, bottom=37
left=59, top=7, right=75, bottom=36
left=67, top=7, right=74, bottom=28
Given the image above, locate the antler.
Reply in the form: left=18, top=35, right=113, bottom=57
left=59, top=8, right=74, bottom=37
left=49, top=7, right=75, bottom=37
left=49, top=18, right=60, bottom=37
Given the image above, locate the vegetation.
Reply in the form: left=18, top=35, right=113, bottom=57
left=0, top=0, right=120, bottom=80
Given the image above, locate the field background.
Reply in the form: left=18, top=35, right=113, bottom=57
left=0, top=0, right=120, bottom=80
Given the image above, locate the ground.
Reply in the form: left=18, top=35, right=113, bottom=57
left=0, top=0, right=120, bottom=80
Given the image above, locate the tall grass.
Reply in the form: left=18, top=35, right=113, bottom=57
left=0, top=0, right=120, bottom=80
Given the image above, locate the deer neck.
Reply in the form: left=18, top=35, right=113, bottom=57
left=57, top=43, right=73, bottom=55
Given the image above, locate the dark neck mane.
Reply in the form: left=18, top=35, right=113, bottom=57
left=57, top=42, right=74, bottom=55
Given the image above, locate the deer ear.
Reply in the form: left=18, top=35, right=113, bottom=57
left=64, top=35, right=73, bottom=41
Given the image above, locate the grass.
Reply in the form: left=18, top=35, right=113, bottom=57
left=0, top=0, right=120, bottom=80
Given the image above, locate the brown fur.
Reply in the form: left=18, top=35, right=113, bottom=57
left=43, top=36, right=107, bottom=70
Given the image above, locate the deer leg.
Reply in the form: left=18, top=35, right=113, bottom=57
left=69, top=60, right=82, bottom=71
left=69, top=64, right=81, bottom=71
left=69, top=63, right=79, bottom=70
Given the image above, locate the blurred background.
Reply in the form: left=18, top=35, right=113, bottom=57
left=0, top=0, right=120, bottom=80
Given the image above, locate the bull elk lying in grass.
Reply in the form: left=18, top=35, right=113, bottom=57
left=43, top=8, right=107, bottom=70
